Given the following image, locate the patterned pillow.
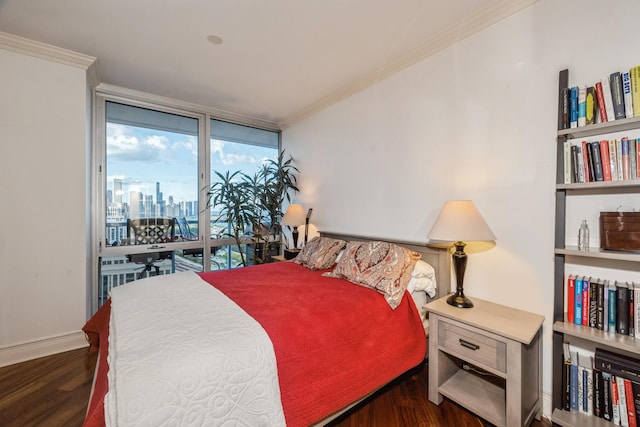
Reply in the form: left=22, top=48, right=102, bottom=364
left=325, top=241, right=421, bottom=309
left=293, top=236, right=347, bottom=270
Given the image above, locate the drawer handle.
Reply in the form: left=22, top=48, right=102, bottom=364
left=459, top=339, right=480, bottom=351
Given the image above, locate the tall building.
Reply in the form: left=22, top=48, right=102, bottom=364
left=130, top=191, right=142, bottom=218
left=114, top=178, right=123, bottom=205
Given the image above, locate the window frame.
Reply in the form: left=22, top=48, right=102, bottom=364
left=90, top=86, right=280, bottom=314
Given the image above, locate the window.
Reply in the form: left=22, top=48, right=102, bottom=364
left=93, top=93, right=279, bottom=310
left=209, top=119, right=280, bottom=269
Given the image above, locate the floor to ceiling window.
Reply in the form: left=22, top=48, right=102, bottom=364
left=93, top=91, right=279, bottom=310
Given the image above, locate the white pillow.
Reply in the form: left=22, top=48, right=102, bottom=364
left=407, top=260, right=437, bottom=298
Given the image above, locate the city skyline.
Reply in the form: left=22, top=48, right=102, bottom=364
left=106, top=122, right=278, bottom=205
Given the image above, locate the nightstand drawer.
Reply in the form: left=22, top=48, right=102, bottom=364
left=438, top=320, right=506, bottom=373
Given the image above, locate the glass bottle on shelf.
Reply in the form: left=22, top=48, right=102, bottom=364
left=578, top=220, right=589, bottom=251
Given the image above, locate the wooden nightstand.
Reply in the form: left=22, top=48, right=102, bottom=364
left=425, top=296, right=544, bottom=427
left=271, top=255, right=286, bottom=262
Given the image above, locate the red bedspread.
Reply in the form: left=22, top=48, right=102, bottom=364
left=82, top=262, right=426, bottom=427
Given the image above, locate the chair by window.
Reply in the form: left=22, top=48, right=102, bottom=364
left=175, top=217, right=222, bottom=258
left=176, top=217, right=198, bottom=241
left=127, top=218, right=176, bottom=279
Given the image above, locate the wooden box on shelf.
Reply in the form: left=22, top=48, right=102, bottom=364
left=600, top=211, right=640, bottom=252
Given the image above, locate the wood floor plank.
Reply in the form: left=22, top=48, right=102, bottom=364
left=0, top=348, right=550, bottom=426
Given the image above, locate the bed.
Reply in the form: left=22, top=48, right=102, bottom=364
left=82, top=232, right=451, bottom=427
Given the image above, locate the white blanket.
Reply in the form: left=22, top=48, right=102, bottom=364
left=105, top=272, right=286, bottom=426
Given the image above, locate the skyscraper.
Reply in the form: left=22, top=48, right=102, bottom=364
left=114, top=178, right=123, bottom=205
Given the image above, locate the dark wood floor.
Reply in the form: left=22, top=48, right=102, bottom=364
left=0, top=347, right=551, bottom=427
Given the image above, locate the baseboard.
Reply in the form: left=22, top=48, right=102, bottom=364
left=0, top=331, right=88, bottom=367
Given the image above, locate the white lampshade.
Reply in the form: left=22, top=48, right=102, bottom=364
left=427, top=200, right=496, bottom=243
left=281, top=204, right=306, bottom=226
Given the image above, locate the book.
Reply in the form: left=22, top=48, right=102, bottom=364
left=571, top=144, right=580, bottom=183
left=570, top=86, right=579, bottom=128
left=611, top=72, right=626, bottom=120
left=622, top=137, right=631, bottom=180
left=563, top=140, right=572, bottom=184
left=631, top=284, right=636, bottom=337
left=590, top=276, right=598, bottom=328
left=610, top=139, right=620, bottom=181
left=586, top=86, right=596, bottom=125
left=619, top=281, right=630, bottom=335
left=582, top=140, right=590, bottom=182
left=558, top=69, right=569, bottom=129
left=563, top=342, right=572, bottom=410
left=601, top=140, right=612, bottom=181
left=567, top=275, right=575, bottom=323
left=605, top=280, right=610, bottom=332
left=635, top=283, right=640, bottom=339
left=578, top=86, right=587, bottom=127
left=578, top=353, right=588, bottom=414
left=618, top=138, right=625, bottom=182
left=602, top=76, right=617, bottom=122
left=604, top=371, right=613, bottom=421
left=637, top=139, right=640, bottom=179
left=595, top=81, right=609, bottom=123
left=614, top=376, right=622, bottom=425
left=630, top=140, right=637, bottom=181
left=595, top=348, right=640, bottom=383
left=591, top=141, right=604, bottom=181
left=595, top=364, right=604, bottom=417
left=631, top=66, right=640, bottom=118
left=631, top=380, right=640, bottom=422
left=571, top=348, right=580, bottom=410
left=586, top=355, right=594, bottom=416
left=597, top=279, right=605, bottom=330
left=576, top=276, right=583, bottom=325
left=619, top=376, right=630, bottom=427
left=609, top=282, right=618, bottom=333
left=623, top=72, right=635, bottom=119
left=583, top=276, right=591, bottom=326
left=624, top=378, right=637, bottom=427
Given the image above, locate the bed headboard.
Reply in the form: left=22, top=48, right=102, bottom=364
left=319, top=231, right=451, bottom=302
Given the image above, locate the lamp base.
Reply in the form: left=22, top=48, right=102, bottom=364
left=446, top=293, right=474, bottom=308
left=284, top=249, right=300, bottom=260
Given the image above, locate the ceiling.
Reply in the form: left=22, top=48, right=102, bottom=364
left=0, top=0, right=537, bottom=129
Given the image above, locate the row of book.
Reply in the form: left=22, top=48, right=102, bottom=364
left=563, top=137, right=640, bottom=184
left=567, top=275, right=640, bottom=338
left=562, top=345, right=640, bottom=426
left=560, top=66, right=640, bottom=129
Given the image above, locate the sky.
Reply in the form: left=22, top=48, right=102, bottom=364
left=106, top=123, right=277, bottom=205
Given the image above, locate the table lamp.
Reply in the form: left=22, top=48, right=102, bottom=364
left=427, top=200, right=496, bottom=308
left=281, top=204, right=306, bottom=257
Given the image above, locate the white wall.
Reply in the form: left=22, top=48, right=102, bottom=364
left=282, top=0, right=640, bottom=417
left=0, top=40, right=94, bottom=365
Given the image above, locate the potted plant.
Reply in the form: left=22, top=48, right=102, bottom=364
left=208, top=170, right=254, bottom=267
left=208, top=150, right=299, bottom=266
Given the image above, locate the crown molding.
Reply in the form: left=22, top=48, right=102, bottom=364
left=0, top=31, right=96, bottom=70
left=279, top=0, right=539, bottom=129
left=96, top=83, right=281, bottom=132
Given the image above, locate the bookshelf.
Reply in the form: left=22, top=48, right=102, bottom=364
left=552, top=70, right=640, bottom=426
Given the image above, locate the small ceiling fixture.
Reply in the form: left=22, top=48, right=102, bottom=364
left=206, top=34, right=224, bottom=45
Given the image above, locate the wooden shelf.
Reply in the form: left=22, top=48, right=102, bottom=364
left=555, top=246, right=640, bottom=262
left=551, top=408, right=612, bottom=427
left=553, top=320, right=640, bottom=355
left=557, top=116, right=640, bottom=139
left=556, top=179, right=640, bottom=191
left=439, top=370, right=505, bottom=427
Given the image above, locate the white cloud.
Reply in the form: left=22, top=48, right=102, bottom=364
left=106, top=123, right=168, bottom=161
